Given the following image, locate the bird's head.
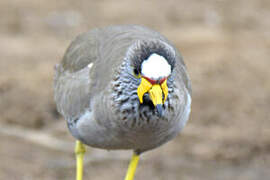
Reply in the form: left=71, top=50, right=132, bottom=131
left=127, top=40, right=176, bottom=117
left=136, top=53, right=171, bottom=116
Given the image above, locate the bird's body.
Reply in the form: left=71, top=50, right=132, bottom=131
left=54, top=25, right=191, bottom=154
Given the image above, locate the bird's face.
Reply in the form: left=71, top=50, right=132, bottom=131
left=136, top=53, right=172, bottom=116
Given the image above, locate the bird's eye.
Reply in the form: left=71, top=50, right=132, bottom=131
left=133, top=68, right=141, bottom=78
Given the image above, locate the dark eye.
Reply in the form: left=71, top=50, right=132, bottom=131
left=133, top=69, right=139, bottom=75
left=133, top=68, right=141, bottom=78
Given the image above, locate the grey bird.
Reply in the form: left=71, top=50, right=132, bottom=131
left=54, top=25, right=191, bottom=180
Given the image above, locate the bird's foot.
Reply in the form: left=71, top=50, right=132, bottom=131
left=124, top=152, right=140, bottom=180
left=75, top=140, right=86, bottom=180
left=75, top=140, right=86, bottom=155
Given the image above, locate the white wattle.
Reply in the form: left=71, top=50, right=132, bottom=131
left=141, top=53, right=171, bottom=80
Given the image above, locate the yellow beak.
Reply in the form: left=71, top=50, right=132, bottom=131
left=137, top=77, right=168, bottom=107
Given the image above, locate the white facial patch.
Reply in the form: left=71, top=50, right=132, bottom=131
left=141, top=53, right=171, bottom=80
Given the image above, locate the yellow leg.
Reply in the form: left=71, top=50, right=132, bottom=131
left=75, top=140, right=86, bottom=180
left=124, top=152, right=140, bottom=180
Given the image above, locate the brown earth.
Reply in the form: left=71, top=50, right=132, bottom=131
left=1, top=0, right=270, bottom=179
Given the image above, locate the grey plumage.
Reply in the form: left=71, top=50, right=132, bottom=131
left=54, top=25, right=191, bottom=153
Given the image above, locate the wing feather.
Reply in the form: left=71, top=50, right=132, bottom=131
left=54, top=30, right=99, bottom=123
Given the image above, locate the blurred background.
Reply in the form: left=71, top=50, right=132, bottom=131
left=1, top=0, right=270, bottom=179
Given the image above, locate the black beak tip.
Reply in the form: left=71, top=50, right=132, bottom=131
left=156, top=104, right=164, bottom=117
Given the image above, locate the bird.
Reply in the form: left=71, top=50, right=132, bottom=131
left=54, top=25, right=192, bottom=180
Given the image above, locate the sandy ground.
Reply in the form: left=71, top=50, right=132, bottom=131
left=1, top=0, right=270, bottom=179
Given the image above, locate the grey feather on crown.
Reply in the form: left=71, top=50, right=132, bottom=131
left=126, top=40, right=176, bottom=74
